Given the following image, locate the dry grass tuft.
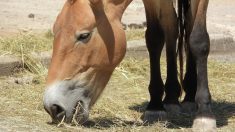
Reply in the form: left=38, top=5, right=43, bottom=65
left=0, top=32, right=52, bottom=76
left=125, top=29, right=145, bottom=41
left=0, top=32, right=53, bottom=55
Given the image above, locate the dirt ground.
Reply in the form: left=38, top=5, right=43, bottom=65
left=0, top=56, right=235, bottom=132
left=1, top=0, right=235, bottom=60
left=0, top=0, right=235, bottom=39
left=0, top=0, right=235, bottom=131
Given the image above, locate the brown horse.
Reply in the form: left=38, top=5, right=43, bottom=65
left=43, top=0, right=215, bottom=131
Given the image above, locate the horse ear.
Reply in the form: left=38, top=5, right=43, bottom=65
left=68, top=0, right=77, bottom=4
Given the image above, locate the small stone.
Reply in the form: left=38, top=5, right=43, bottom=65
left=28, top=13, right=35, bottom=18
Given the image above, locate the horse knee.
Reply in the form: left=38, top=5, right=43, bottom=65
left=189, top=29, right=210, bottom=59
left=145, top=25, right=164, bottom=51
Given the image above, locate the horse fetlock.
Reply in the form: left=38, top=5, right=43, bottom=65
left=165, top=79, right=181, bottom=95
left=142, top=110, right=167, bottom=124
left=181, top=102, right=197, bottom=113
left=164, top=104, right=182, bottom=114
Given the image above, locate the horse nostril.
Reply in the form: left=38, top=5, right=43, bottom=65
left=50, top=104, right=65, bottom=122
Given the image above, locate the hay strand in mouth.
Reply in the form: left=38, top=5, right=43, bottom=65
left=57, top=115, right=83, bottom=131
left=57, top=115, right=66, bottom=127
left=72, top=101, right=85, bottom=126
left=55, top=102, right=86, bottom=127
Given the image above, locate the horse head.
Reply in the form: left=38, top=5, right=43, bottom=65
left=43, top=0, right=130, bottom=123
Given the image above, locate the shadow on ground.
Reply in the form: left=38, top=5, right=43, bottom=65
left=82, top=117, right=142, bottom=129
left=54, top=100, right=234, bottom=129
left=128, top=100, right=235, bottom=129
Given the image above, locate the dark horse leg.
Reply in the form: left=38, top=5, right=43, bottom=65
left=181, top=0, right=198, bottom=113
left=183, top=0, right=216, bottom=131
left=142, top=1, right=166, bottom=123
left=161, top=1, right=181, bottom=113
left=142, top=0, right=181, bottom=122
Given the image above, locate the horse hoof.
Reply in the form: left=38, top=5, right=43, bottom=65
left=192, top=117, right=216, bottom=132
left=164, top=104, right=182, bottom=114
left=181, top=102, right=197, bottom=113
left=142, top=110, right=167, bottom=124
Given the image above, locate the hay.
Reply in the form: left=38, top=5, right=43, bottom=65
left=0, top=31, right=234, bottom=131
left=72, top=101, right=85, bottom=126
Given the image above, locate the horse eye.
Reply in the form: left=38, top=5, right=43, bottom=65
left=76, top=32, right=91, bottom=42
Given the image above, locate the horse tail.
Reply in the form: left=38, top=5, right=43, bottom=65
left=177, top=0, right=184, bottom=88
left=177, top=0, right=190, bottom=91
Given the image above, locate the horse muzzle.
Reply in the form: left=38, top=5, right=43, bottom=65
left=43, top=81, right=91, bottom=124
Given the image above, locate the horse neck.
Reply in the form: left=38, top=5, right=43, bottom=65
left=92, top=0, right=132, bottom=21
left=105, top=0, right=133, bottom=21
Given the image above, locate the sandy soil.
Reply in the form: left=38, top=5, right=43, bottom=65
left=0, top=0, right=64, bottom=35
left=0, top=0, right=234, bottom=39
